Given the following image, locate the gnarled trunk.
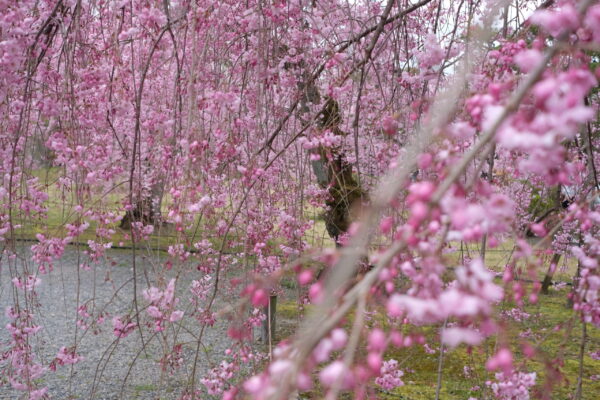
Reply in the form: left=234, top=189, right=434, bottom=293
left=311, top=145, right=365, bottom=245
left=119, top=193, right=160, bottom=230
left=309, top=98, right=367, bottom=246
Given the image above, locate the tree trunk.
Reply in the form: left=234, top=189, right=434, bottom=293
left=119, top=195, right=158, bottom=229
left=309, top=99, right=366, bottom=246
left=541, top=253, right=561, bottom=294
left=311, top=147, right=365, bottom=245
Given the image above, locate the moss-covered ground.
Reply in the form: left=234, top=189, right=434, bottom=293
left=275, top=281, right=600, bottom=399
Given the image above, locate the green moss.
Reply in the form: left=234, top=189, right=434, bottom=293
left=277, top=300, right=307, bottom=321
left=133, top=384, right=157, bottom=391
left=276, top=284, right=600, bottom=399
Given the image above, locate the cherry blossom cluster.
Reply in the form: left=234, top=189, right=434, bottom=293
left=2, top=307, right=47, bottom=398
left=374, top=359, right=405, bottom=391
left=143, top=279, right=184, bottom=331
left=487, top=371, right=537, bottom=400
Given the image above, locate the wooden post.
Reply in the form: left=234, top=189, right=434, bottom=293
left=261, top=295, right=277, bottom=345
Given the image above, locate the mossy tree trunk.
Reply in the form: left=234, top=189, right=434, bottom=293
left=119, top=195, right=159, bottom=229
left=120, top=180, right=165, bottom=230
left=310, top=98, right=366, bottom=246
